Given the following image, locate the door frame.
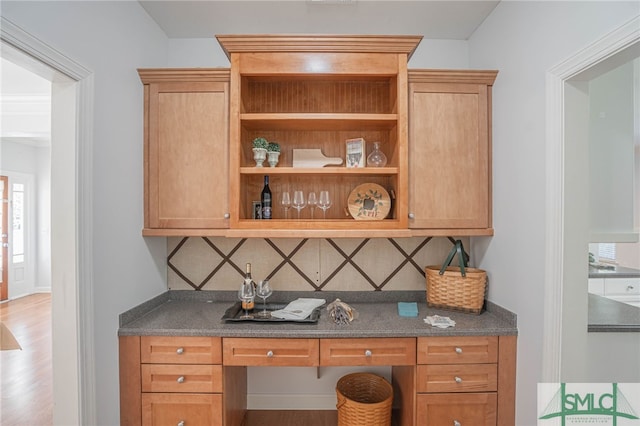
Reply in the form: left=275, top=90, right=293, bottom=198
left=1, top=175, right=7, bottom=301
left=1, top=17, right=96, bottom=424
left=543, top=16, right=640, bottom=381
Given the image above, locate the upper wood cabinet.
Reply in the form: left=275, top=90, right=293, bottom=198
left=139, top=69, right=230, bottom=236
left=217, top=35, right=422, bottom=238
left=408, top=70, right=497, bottom=235
left=137, top=40, right=500, bottom=238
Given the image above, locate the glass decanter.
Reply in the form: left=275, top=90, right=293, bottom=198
left=367, top=141, right=387, bottom=167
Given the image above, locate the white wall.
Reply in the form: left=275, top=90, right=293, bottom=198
left=1, top=2, right=170, bottom=424
left=468, top=2, right=640, bottom=425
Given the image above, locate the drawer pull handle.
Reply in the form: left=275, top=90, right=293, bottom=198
left=178, top=421, right=185, bottom=426
left=454, top=421, right=461, bottom=426
left=266, top=350, right=274, bottom=358
left=364, top=350, right=372, bottom=357
left=627, top=285, right=635, bottom=291
left=177, top=376, right=185, bottom=384
left=176, top=347, right=184, bottom=355
left=454, top=376, right=462, bottom=383
left=455, top=347, right=463, bottom=354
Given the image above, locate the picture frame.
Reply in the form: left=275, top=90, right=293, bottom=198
left=252, top=201, right=262, bottom=219
left=345, top=137, right=366, bottom=168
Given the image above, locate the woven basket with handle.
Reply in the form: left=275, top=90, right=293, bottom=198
left=336, top=373, right=393, bottom=426
left=425, top=240, right=487, bottom=314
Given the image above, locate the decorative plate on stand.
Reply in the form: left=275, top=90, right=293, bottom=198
left=347, top=183, right=391, bottom=220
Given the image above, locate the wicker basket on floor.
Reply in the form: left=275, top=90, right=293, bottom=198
left=336, top=373, right=393, bottom=426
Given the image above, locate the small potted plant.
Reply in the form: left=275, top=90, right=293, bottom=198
left=267, top=142, right=280, bottom=167
left=252, top=137, right=268, bottom=167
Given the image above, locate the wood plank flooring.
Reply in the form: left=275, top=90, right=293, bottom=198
left=243, top=410, right=338, bottom=426
left=1, top=293, right=52, bottom=426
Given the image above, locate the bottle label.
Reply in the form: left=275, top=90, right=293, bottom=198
left=263, top=206, right=272, bottom=219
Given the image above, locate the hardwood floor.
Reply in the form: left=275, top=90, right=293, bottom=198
left=1, top=293, right=52, bottom=426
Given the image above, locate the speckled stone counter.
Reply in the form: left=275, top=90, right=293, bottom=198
left=589, top=265, right=640, bottom=279
left=119, top=290, right=517, bottom=338
left=588, top=293, right=640, bottom=332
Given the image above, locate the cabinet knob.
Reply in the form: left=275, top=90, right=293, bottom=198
left=177, top=376, right=185, bottom=384
left=266, top=350, right=274, bottom=358
left=178, top=421, right=185, bottom=426
left=408, top=213, right=415, bottom=219
left=364, top=350, right=372, bottom=357
left=627, top=285, right=635, bottom=291
left=455, top=347, right=463, bottom=354
left=453, top=421, right=461, bottom=426
left=454, top=376, right=462, bottom=383
left=224, top=213, right=230, bottom=219
left=176, top=347, right=184, bottom=355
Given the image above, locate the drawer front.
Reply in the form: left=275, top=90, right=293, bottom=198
left=141, top=364, right=222, bottom=393
left=320, top=338, right=416, bottom=366
left=416, top=364, right=497, bottom=393
left=223, top=338, right=319, bottom=366
left=417, top=393, right=497, bottom=426
left=141, top=336, right=222, bottom=365
left=417, top=336, right=498, bottom=364
left=142, top=393, right=222, bottom=426
left=604, top=278, right=640, bottom=295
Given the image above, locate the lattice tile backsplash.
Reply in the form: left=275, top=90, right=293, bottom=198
left=168, top=236, right=468, bottom=292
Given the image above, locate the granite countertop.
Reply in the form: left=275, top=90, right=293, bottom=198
left=588, top=293, right=640, bottom=332
left=589, top=265, right=640, bottom=279
left=118, top=290, right=517, bottom=338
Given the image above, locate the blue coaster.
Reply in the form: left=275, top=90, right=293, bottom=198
left=397, top=302, right=418, bottom=317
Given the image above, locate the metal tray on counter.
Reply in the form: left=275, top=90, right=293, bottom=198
left=222, top=302, right=321, bottom=323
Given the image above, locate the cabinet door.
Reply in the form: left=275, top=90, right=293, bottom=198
left=408, top=82, right=491, bottom=231
left=142, top=393, right=222, bottom=426
left=146, top=80, right=229, bottom=229
left=417, top=393, right=497, bottom=426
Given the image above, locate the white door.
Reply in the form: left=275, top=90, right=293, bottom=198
left=7, top=172, right=35, bottom=298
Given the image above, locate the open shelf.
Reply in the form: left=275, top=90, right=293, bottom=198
left=240, top=167, right=399, bottom=175
left=240, top=113, right=398, bottom=131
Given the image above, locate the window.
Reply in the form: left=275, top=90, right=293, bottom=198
left=597, top=243, right=616, bottom=262
left=12, top=183, right=24, bottom=264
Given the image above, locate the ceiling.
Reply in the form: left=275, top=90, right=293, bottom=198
left=1, top=1, right=500, bottom=149
left=0, top=58, right=51, bottom=148
left=138, top=0, right=500, bottom=40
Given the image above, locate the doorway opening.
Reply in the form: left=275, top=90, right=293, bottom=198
left=1, top=16, right=95, bottom=424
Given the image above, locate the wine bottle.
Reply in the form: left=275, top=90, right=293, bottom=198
left=261, top=175, right=272, bottom=219
left=242, top=263, right=255, bottom=311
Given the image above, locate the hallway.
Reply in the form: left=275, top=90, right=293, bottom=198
left=1, top=293, right=52, bottom=425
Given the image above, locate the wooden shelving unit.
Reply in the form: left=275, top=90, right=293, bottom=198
left=217, top=35, right=421, bottom=235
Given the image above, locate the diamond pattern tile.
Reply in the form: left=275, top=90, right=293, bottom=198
left=167, top=236, right=469, bottom=292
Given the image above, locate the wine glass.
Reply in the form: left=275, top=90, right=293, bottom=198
left=238, top=281, right=255, bottom=319
left=307, top=192, right=317, bottom=219
left=318, top=190, right=332, bottom=219
left=292, top=190, right=306, bottom=219
left=281, top=191, right=291, bottom=219
left=255, top=280, right=273, bottom=319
